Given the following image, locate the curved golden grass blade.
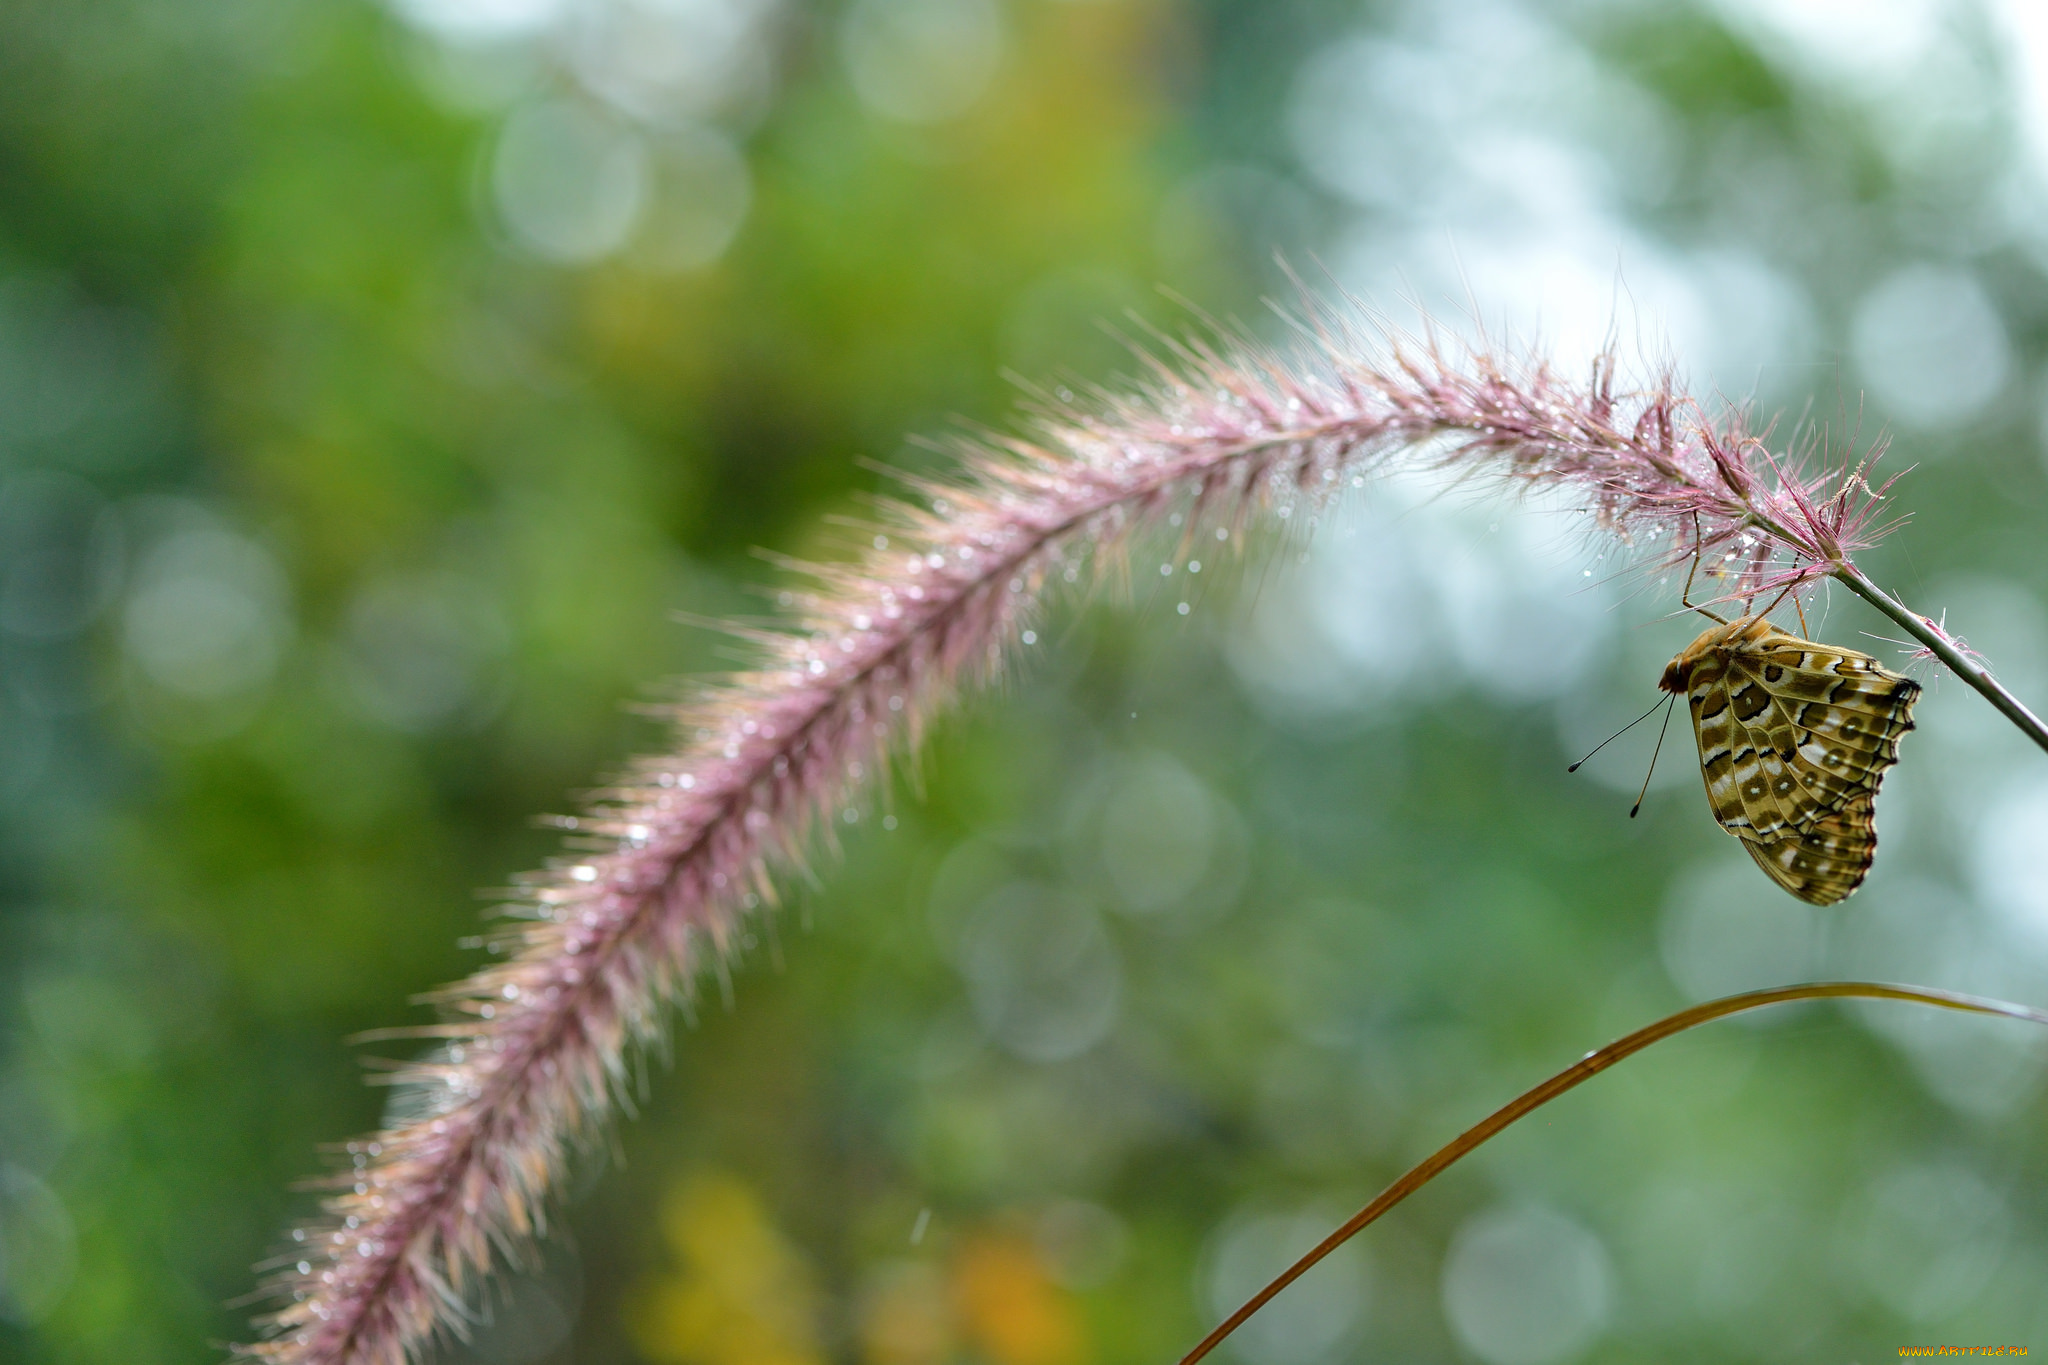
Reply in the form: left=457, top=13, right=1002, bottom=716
left=1177, top=981, right=2048, bottom=1365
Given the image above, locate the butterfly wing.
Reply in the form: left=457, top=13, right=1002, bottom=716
left=1738, top=632, right=1919, bottom=810
left=1679, top=622, right=1919, bottom=906
left=1684, top=653, right=1836, bottom=844
left=1743, top=793, right=1880, bottom=906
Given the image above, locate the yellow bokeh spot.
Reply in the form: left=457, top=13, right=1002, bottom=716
left=859, top=1262, right=954, bottom=1365
left=626, top=1170, right=824, bottom=1365
left=952, top=1234, right=1085, bottom=1365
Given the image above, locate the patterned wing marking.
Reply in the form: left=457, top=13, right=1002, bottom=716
left=1699, top=727, right=1836, bottom=843
left=1733, top=637, right=1919, bottom=819
left=1724, top=673, right=1797, bottom=754
left=1687, top=652, right=1751, bottom=831
left=1742, top=639, right=1919, bottom=756
left=1664, top=615, right=1919, bottom=905
left=1687, top=656, right=1834, bottom=843
left=1742, top=793, right=1880, bottom=906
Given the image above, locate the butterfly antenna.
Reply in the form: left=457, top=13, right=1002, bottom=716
left=1630, top=693, right=1679, bottom=818
left=1567, top=696, right=1670, bottom=772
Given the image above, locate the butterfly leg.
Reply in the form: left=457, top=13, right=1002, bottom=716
left=1754, top=579, right=1796, bottom=624
left=1742, top=539, right=1774, bottom=614
left=1680, top=513, right=1729, bottom=624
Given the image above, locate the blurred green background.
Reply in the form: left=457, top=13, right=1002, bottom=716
left=6, top=0, right=2048, bottom=1361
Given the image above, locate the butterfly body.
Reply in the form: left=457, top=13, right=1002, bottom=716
left=1660, top=615, right=1919, bottom=905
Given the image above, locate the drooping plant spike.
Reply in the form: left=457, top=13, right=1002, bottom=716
left=237, top=296, right=2046, bottom=1364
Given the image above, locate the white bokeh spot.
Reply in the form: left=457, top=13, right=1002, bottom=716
left=1851, top=265, right=2011, bottom=431
left=1441, top=1205, right=1613, bottom=1365
left=492, top=100, right=648, bottom=263
left=841, top=0, right=1005, bottom=124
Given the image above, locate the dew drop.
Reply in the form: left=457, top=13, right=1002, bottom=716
left=1187, top=560, right=1201, bottom=574
left=1176, top=601, right=1190, bottom=615
left=1020, top=630, right=1037, bottom=645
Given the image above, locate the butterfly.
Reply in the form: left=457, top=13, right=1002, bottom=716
left=1659, top=614, right=1919, bottom=905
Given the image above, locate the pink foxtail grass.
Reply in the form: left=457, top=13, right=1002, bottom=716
left=236, top=297, right=2048, bottom=1363
left=1181, top=981, right=2048, bottom=1365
